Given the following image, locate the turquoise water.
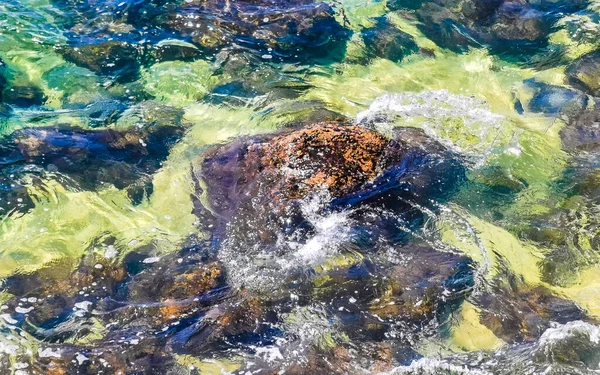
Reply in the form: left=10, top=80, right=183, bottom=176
left=0, top=0, right=599, bottom=373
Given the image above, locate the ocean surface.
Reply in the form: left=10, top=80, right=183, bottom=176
left=0, top=0, right=600, bottom=373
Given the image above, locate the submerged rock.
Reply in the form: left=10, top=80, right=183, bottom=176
left=478, top=284, right=585, bottom=343
left=361, top=18, right=419, bottom=62
left=162, top=0, right=349, bottom=60
left=0, top=60, right=46, bottom=108
left=559, top=107, right=600, bottom=152
left=2, top=85, right=46, bottom=107
left=81, top=100, right=128, bottom=127
left=0, top=123, right=183, bottom=202
left=389, top=0, right=587, bottom=53
left=199, top=122, right=462, bottom=220
left=58, top=41, right=141, bottom=82
left=525, top=81, right=588, bottom=115
left=207, top=50, right=319, bottom=106
left=565, top=50, right=600, bottom=96
left=147, top=40, right=203, bottom=63
left=197, top=121, right=466, bottom=299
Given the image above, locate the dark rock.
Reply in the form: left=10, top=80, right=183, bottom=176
left=201, top=122, right=457, bottom=205
left=0, top=171, right=35, bottom=215
left=566, top=50, right=600, bottom=96
left=461, top=0, right=504, bottom=22
left=162, top=0, right=349, bottom=60
left=0, top=123, right=183, bottom=196
left=2, top=254, right=127, bottom=338
left=526, top=81, right=588, bottom=115
left=209, top=50, right=317, bottom=105
left=2, top=245, right=228, bottom=372
left=117, top=101, right=185, bottom=130
left=0, top=58, right=6, bottom=92
left=148, top=41, right=203, bottom=63
left=478, top=284, right=585, bottom=343
left=390, top=0, right=583, bottom=54
left=486, top=2, right=552, bottom=47
left=197, top=122, right=465, bottom=263
left=361, top=18, right=419, bottom=62
left=58, top=41, right=140, bottom=82
left=413, top=3, right=476, bottom=52
left=374, top=245, right=473, bottom=321
left=2, top=85, right=46, bottom=107
left=82, top=100, right=128, bottom=127
left=387, top=0, right=425, bottom=10
left=307, top=244, right=474, bottom=339
left=560, top=107, right=600, bottom=152
left=0, top=59, right=45, bottom=108
left=528, top=0, right=589, bottom=13
left=0, top=123, right=470, bottom=372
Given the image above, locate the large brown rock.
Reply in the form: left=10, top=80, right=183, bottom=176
left=197, top=122, right=455, bottom=223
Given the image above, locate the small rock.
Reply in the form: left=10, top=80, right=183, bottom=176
left=526, top=81, right=587, bottom=115
left=560, top=107, right=600, bottom=152
left=566, top=50, right=600, bottom=96
left=2, top=85, right=46, bottom=107
left=162, top=0, right=349, bottom=60
left=58, top=41, right=140, bottom=82
left=361, top=18, right=419, bottom=62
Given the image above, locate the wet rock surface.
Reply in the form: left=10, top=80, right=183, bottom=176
left=389, top=0, right=588, bottom=53
left=0, top=122, right=477, bottom=373
left=526, top=81, right=587, bottom=115
left=198, top=122, right=464, bottom=230
left=2, top=0, right=600, bottom=372
left=2, top=85, right=46, bottom=108
left=58, top=41, right=141, bottom=82
left=565, top=50, right=600, bottom=97
left=477, top=283, right=586, bottom=343
left=51, top=0, right=349, bottom=67
left=361, top=18, right=419, bottom=62
left=0, top=123, right=184, bottom=204
left=161, top=0, right=349, bottom=60
left=0, top=118, right=595, bottom=373
left=560, top=106, right=600, bottom=152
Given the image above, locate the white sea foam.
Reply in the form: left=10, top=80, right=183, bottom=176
left=538, top=321, right=600, bottom=347
left=220, top=191, right=354, bottom=291
left=380, top=358, right=493, bottom=375
left=356, top=90, right=519, bottom=167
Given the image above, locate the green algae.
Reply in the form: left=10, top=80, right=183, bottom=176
left=438, top=207, right=600, bottom=319
left=141, top=60, right=223, bottom=107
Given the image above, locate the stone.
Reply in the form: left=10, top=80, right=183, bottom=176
left=200, top=123, right=458, bottom=207
left=478, top=285, right=585, bottom=343
left=526, top=81, right=587, bottom=115
left=530, top=0, right=588, bottom=12
left=486, top=2, right=552, bottom=47
left=0, top=123, right=183, bottom=198
left=148, top=41, right=203, bottom=63
left=196, top=123, right=465, bottom=247
left=82, top=100, right=128, bottom=127
left=2, top=85, right=46, bottom=107
left=389, top=0, right=582, bottom=53
left=162, top=0, right=349, bottom=60
left=566, top=50, right=600, bottom=96
left=370, top=245, right=473, bottom=322
left=58, top=41, right=140, bottom=82
left=560, top=107, right=600, bottom=152
left=361, top=18, right=419, bottom=62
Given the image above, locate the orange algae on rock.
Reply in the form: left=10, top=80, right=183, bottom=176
left=259, top=123, right=390, bottom=198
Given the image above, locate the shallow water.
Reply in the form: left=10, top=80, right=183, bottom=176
left=1, top=0, right=600, bottom=373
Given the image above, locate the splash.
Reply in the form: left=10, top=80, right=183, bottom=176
left=356, top=90, right=519, bottom=167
